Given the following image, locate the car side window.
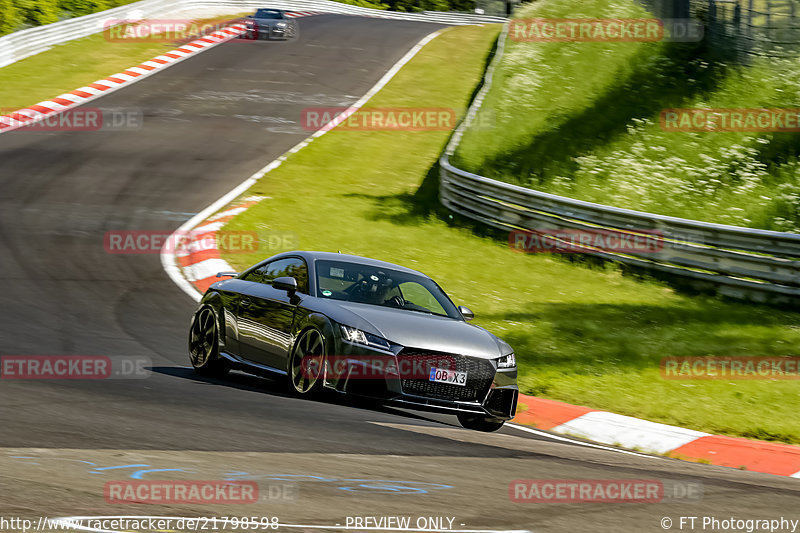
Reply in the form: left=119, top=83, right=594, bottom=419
left=245, top=257, right=309, bottom=293
left=241, top=266, right=266, bottom=283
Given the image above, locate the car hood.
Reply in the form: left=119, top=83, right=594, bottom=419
left=333, top=302, right=509, bottom=359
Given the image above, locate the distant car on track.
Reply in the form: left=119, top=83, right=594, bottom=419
left=189, top=251, right=518, bottom=431
left=239, top=8, right=297, bottom=40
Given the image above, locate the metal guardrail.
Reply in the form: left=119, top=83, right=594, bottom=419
left=0, top=0, right=506, bottom=69
left=0, top=0, right=169, bottom=68
left=440, top=24, right=800, bottom=304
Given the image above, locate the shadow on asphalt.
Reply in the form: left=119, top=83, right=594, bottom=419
left=149, top=365, right=458, bottom=428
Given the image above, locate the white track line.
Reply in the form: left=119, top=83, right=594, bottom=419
left=160, top=28, right=446, bottom=301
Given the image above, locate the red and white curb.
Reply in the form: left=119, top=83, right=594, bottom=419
left=175, top=196, right=264, bottom=293
left=284, top=11, right=322, bottom=17
left=0, top=12, right=322, bottom=134
left=514, top=395, right=800, bottom=478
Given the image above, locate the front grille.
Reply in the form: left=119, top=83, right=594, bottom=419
left=398, top=349, right=495, bottom=402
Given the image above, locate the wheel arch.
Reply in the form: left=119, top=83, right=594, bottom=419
left=290, top=312, right=336, bottom=358
left=197, top=291, right=227, bottom=346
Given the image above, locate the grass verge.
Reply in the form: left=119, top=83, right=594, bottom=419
left=0, top=13, right=248, bottom=111
left=453, top=0, right=800, bottom=232
left=218, top=24, right=800, bottom=444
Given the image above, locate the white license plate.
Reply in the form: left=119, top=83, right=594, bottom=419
left=429, top=367, right=467, bottom=386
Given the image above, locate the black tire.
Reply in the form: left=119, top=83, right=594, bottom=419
left=189, top=307, right=228, bottom=378
left=288, top=328, right=326, bottom=395
left=457, top=412, right=505, bottom=432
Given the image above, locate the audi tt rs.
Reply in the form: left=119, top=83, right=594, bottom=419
left=189, top=251, right=518, bottom=431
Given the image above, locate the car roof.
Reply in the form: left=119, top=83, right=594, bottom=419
left=281, top=251, right=429, bottom=278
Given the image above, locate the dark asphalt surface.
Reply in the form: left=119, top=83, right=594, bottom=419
left=1, top=13, right=799, bottom=533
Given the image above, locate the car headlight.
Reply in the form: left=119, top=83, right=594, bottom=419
left=497, top=353, right=516, bottom=369
left=340, top=325, right=391, bottom=351
left=276, top=22, right=287, bottom=28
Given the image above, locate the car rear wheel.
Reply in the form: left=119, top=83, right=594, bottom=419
left=189, top=307, right=228, bottom=377
left=289, top=328, right=326, bottom=394
left=457, top=413, right=505, bottom=432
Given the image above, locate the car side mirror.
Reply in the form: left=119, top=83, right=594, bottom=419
left=273, top=276, right=298, bottom=293
left=458, top=305, right=474, bottom=321
left=216, top=271, right=239, bottom=278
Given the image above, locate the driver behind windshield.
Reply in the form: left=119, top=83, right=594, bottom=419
left=350, top=272, right=396, bottom=305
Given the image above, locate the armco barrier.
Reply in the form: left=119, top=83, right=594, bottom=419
left=0, top=0, right=506, bottom=68
left=440, top=24, right=800, bottom=304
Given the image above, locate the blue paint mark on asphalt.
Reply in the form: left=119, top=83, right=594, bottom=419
left=7, top=453, right=454, bottom=494
left=338, top=479, right=453, bottom=494
left=89, top=464, right=150, bottom=474
left=130, top=468, right=186, bottom=479
left=265, top=474, right=338, bottom=482
left=222, top=471, right=251, bottom=480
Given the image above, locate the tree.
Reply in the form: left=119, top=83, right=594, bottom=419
left=16, top=0, right=60, bottom=26
left=0, top=0, right=21, bottom=34
left=59, top=0, right=108, bottom=16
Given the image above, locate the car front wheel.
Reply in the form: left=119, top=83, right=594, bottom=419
left=189, top=307, right=228, bottom=378
left=289, top=328, right=326, bottom=395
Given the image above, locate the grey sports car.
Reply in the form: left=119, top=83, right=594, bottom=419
left=239, top=8, right=297, bottom=41
left=189, top=251, right=518, bottom=431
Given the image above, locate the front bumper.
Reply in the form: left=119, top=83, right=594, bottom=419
left=324, top=341, right=519, bottom=420
left=260, top=28, right=285, bottom=39
left=239, top=25, right=289, bottom=40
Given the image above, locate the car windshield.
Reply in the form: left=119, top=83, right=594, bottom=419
left=254, top=9, right=283, bottom=19
left=315, top=260, right=460, bottom=318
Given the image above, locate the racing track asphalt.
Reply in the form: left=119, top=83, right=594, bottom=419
left=1, top=14, right=799, bottom=533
